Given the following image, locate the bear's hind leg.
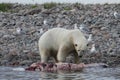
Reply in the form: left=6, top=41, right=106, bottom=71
left=40, top=50, right=50, bottom=63
left=57, top=46, right=68, bottom=63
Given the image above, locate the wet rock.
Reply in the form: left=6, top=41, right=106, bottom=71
left=20, top=60, right=33, bottom=66
left=0, top=60, right=9, bottom=66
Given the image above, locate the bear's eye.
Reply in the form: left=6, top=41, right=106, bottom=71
left=74, top=44, right=77, bottom=46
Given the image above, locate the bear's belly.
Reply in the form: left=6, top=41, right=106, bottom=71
left=49, top=49, right=58, bottom=56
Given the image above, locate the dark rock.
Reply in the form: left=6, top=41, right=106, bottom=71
left=24, top=8, right=41, bottom=16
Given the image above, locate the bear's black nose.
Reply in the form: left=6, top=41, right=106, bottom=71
left=81, top=50, right=85, bottom=53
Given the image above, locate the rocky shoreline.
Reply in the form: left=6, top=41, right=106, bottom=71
left=0, top=3, right=120, bottom=67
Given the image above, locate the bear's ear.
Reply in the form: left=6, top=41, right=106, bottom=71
left=74, top=44, right=77, bottom=46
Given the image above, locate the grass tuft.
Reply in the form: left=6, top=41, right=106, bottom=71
left=43, top=2, right=57, bottom=9
left=63, top=6, right=72, bottom=11
left=0, top=3, right=12, bottom=12
left=31, top=5, right=38, bottom=8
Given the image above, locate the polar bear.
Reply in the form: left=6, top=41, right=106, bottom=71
left=38, top=28, right=88, bottom=63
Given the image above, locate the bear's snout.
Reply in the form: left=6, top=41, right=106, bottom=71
left=81, top=50, right=86, bottom=55
left=78, top=50, right=85, bottom=56
left=81, top=50, right=85, bottom=53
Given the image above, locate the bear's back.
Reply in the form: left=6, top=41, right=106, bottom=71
left=40, top=28, right=69, bottom=40
left=39, top=28, right=70, bottom=49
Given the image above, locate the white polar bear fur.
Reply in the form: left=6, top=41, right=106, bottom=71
left=38, top=28, right=88, bottom=63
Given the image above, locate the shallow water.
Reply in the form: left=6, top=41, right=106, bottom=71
left=0, top=66, right=120, bottom=80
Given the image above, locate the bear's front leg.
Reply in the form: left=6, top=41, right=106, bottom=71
left=73, top=52, right=79, bottom=64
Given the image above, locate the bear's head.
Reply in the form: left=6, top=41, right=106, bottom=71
left=72, top=29, right=88, bottom=55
